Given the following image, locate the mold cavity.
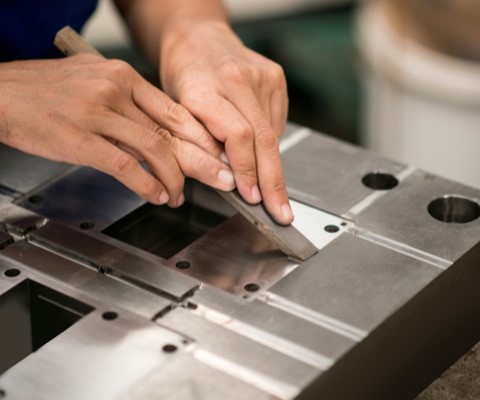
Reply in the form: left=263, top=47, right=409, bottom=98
left=103, top=200, right=227, bottom=259
left=428, top=196, right=480, bottom=224
left=362, top=172, right=398, bottom=190
left=0, top=280, right=94, bottom=375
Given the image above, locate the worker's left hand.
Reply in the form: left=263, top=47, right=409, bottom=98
left=160, top=21, right=293, bottom=225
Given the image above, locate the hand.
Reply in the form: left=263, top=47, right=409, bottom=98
left=160, top=21, right=293, bottom=224
left=0, top=55, right=235, bottom=207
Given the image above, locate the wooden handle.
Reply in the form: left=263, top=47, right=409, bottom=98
left=54, top=26, right=101, bottom=57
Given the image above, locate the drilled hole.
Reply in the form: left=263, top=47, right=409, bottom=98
left=244, top=283, right=260, bottom=292
left=102, top=311, right=118, bottom=321
left=162, top=344, right=177, bottom=353
left=79, top=222, right=95, bottom=230
left=362, top=172, right=398, bottom=190
left=428, top=196, right=480, bottom=224
left=27, top=195, right=43, bottom=205
left=175, top=261, right=191, bottom=270
left=4, top=269, right=20, bottom=278
left=0, top=388, right=6, bottom=398
left=324, top=225, right=339, bottom=233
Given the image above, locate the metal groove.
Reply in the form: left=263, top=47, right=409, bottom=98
left=260, top=292, right=367, bottom=342
left=352, top=228, right=451, bottom=270
left=279, top=128, right=311, bottom=154
left=193, top=348, right=300, bottom=400
left=27, top=235, right=200, bottom=303
left=192, top=304, right=335, bottom=371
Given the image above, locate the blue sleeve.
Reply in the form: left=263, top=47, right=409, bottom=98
left=0, top=0, right=99, bottom=61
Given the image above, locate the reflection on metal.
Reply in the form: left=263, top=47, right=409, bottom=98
left=0, top=122, right=480, bottom=399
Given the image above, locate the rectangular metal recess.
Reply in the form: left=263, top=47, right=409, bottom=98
left=0, top=279, right=94, bottom=374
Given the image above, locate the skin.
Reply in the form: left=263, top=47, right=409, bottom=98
left=0, top=0, right=294, bottom=224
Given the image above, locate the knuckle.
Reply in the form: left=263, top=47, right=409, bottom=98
left=179, top=89, right=203, bottom=113
left=152, top=126, right=173, bottom=147
left=256, top=128, right=279, bottom=151
left=137, top=175, right=159, bottom=199
left=106, top=59, right=134, bottom=78
left=110, top=152, right=137, bottom=177
left=234, top=158, right=257, bottom=181
left=164, top=101, right=188, bottom=126
left=235, top=124, right=254, bottom=143
left=267, top=178, right=287, bottom=195
left=220, top=60, right=247, bottom=84
left=269, top=62, right=285, bottom=82
left=93, top=79, right=122, bottom=103
left=142, top=131, right=165, bottom=154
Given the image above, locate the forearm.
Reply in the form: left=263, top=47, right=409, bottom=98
left=114, top=0, right=229, bottom=64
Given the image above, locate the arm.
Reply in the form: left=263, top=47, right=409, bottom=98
left=115, top=0, right=294, bottom=225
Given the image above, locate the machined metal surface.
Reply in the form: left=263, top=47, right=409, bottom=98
left=0, top=122, right=480, bottom=399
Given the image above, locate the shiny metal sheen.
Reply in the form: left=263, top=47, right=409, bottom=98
left=0, top=122, right=479, bottom=399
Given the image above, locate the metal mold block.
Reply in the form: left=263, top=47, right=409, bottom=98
left=18, top=167, right=144, bottom=231
left=0, top=122, right=478, bottom=399
left=353, top=170, right=480, bottom=262
left=280, top=127, right=407, bottom=215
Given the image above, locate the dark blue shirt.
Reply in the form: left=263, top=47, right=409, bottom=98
left=0, top=0, right=98, bottom=61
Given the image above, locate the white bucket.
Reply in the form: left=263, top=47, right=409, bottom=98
left=357, top=1, right=480, bottom=188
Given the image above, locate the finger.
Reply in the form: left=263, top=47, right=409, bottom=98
left=124, top=71, right=224, bottom=158
left=180, top=91, right=261, bottom=204
left=72, top=129, right=170, bottom=206
left=91, top=113, right=186, bottom=207
left=224, top=88, right=293, bottom=224
left=269, top=86, right=289, bottom=137
left=173, top=140, right=236, bottom=192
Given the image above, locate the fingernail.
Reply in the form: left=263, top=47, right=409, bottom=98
left=251, top=185, right=262, bottom=203
left=220, top=152, right=229, bottom=165
left=159, top=191, right=169, bottom=205
left=218, top=169, right=235, bottom=188
left=177, top=194, right=185, bottom=207
left=281, top=203, right=294, bottom=223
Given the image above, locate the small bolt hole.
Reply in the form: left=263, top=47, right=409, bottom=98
left=28, top=195, right=43, bottom=205
left=79, top=222, right=95, bottom=230
left=162, top=344, right=178, bottom=353
left=362, top=172, right=398, bottom=190
left=0, top=388, right=6, bottom=398
left=4, top=269, right=20, bottom=278
left=244, top=283, right=260, bottom=292
left=324, top=225, right=339, bottom=233
left=102, top=311, right=118, bottom=321
left=175, top=261, right=191, bottom=270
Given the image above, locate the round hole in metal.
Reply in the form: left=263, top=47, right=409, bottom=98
left=175, top=261, right=191, bottom=270
left=244, top=283, right=260, bottom=292
left=4, top=268, right=20, bottom=278
left=428, top=196, right=480, bottom=224
left=162, top=344, right=178, bottom=353
left=102, top=311, right=118, bottom=321
left=0, top=388, right=6, bottom=398
left=362, top=172, right=398, bottom=190
left=324, top=225, right=339, bottom=233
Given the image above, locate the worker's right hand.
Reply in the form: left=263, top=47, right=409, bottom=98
left=0, top=55, right=235, bottom=207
